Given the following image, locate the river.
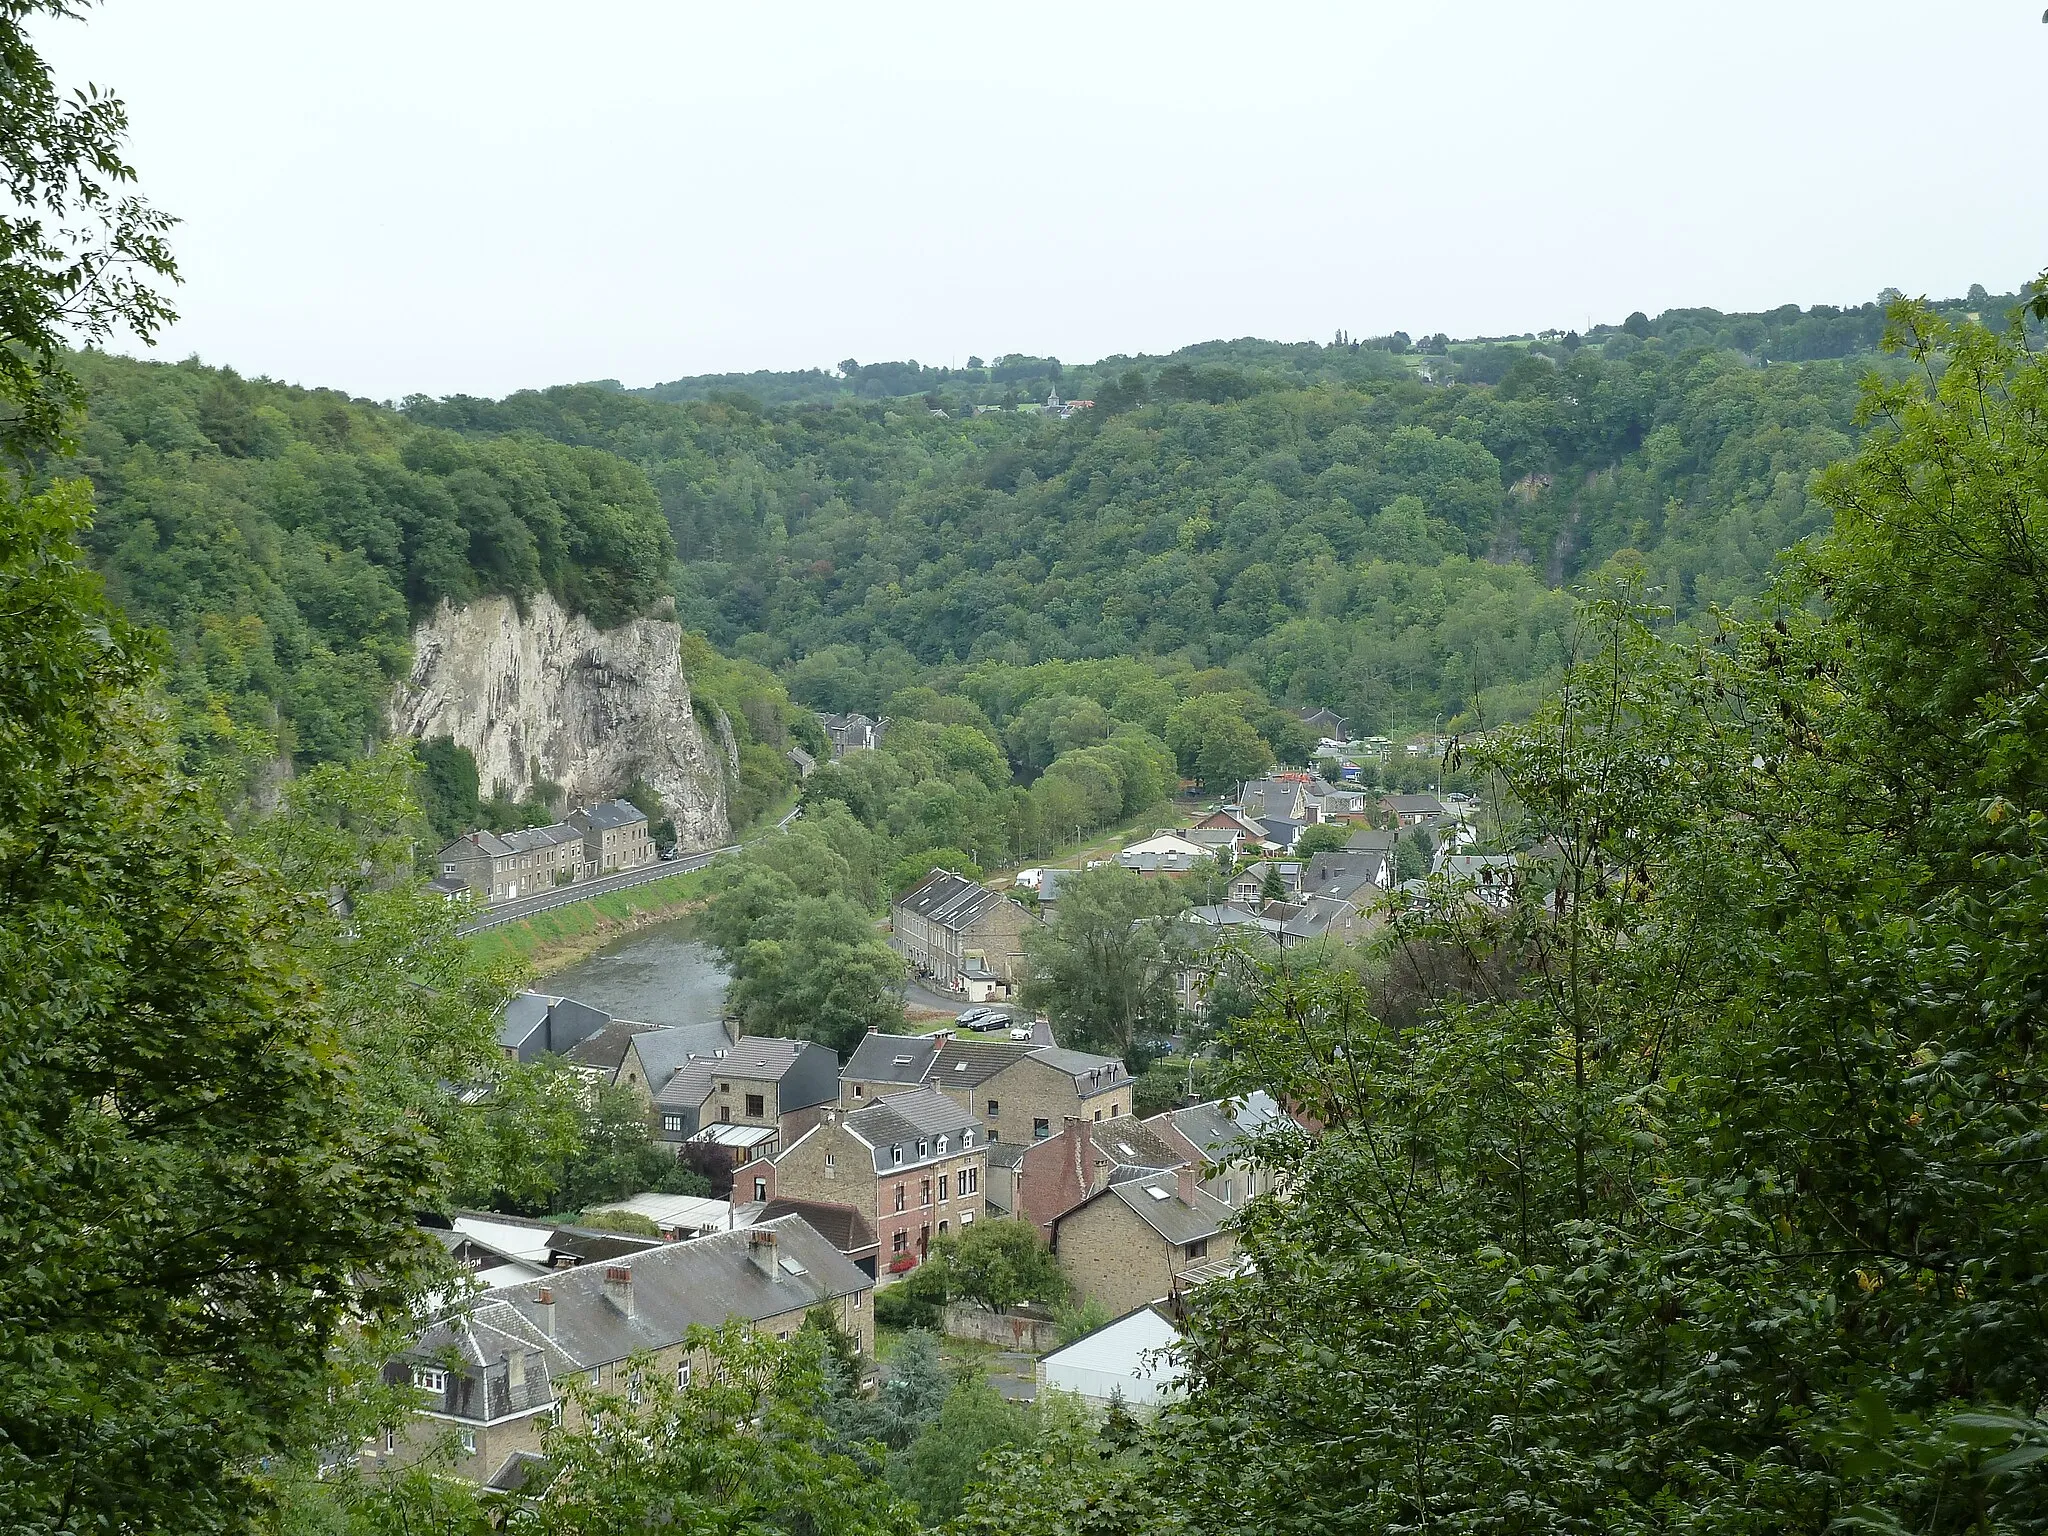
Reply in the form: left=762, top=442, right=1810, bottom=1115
left=538, top=915, right=731, bottom=1026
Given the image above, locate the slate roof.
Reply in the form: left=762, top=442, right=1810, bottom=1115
left=1383, top=793, right=1446, bottom=817
left=894, top=869, right=1007, bottom=932
left=843, top=1031, right=943, bottom=1087
left=653, top=1055, right=720, bottom=1111
left=574, top=798, right=645, bottom=831
left=1345, top=828, right=1397, bottom=855
left=499, top=823, right=583, bottom=855
left=1029, top=1046, right=1128, bottom=1094
left=1036, top=868, right=1072, bottom=903
left=751, top=1198, right=878, bottom=1256
left=565, top=1018, right=664, bottom=1074
left=453, top=830, right=516, bottom=858
left=1301, top=850, right=1390, bottom=902
left=1092, top=1115, right=1182, bottom=1174
left=1156, top=1093, right=1286, bottom=1164
left=630, top=1022, right=743, bottom=1091
left=932, top=1036, right=1036, bottom=1087
left=498, top=992, right=554, bottom=1051
left=1239, top=781, right=1302, bottom=825
left=410, top=1217, right=869, bottom=1395
left=840, top=1088, right=984, bottom=1174
left=1058, top=1169, right=1231, bottom=1247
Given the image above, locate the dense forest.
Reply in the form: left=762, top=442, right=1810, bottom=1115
left=412, top=284, right=2036, bottom=742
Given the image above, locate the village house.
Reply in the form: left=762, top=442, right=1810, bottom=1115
left=1381, top=791, right=1447, bottom=827
left=1050, top=1167, right=1237, bottom=1317
left=892, top=870, right=1035, bottom=993
left=1299, top=845, right=1394, bottom=905
left=1145, top=1092, right=1290, bottom=1210
left=374, top=1217, right=871, bottom=1489
left=496, top=992, right=612, bottom=1064
left=650, top=1035, right=840, bottom=1160
left=436, top=798, right=655, bottom=901
left=429, top=1211, right=668, bottom=1294
left=1227, top=859, right=1303, bottom=907
left=816, top=712, right=884, bottom=756
left=743, top=1087, right=986, bottom=1272
left=1012, top=1115, right=1185, bottom=1235
left=837, top=1029, right=1129, bottom=1144
left=1038, top=1302, right=1187, bottom=1411
left=732, top=1196, right=881, bottom=1279
left=1431, top=851, right=1519, bottom=912
left=612, top=1019, right=744, bottom=1101
left=1116, top=831, right=1212, bottom=876
left=1191, top=806, right=1272, bottom=847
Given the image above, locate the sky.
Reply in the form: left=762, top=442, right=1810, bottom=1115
left=36, top=1, right=2048, bottom=402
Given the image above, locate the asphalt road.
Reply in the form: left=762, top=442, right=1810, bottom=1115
left=456, top=803, right=803, bottom=935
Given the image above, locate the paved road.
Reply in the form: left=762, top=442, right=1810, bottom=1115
left=457, top=803, right=804, bottom=935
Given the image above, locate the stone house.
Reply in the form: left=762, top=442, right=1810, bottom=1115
left=971, top=1047, right=1132, bottom=1145
left=747, top=1088, right=987, bottom=1273
left=440, top=825, right=585, bottom=902
left=1381, top=792, right=1446, bottom=827
left=1014, top=1116, right=1184, bottom=1236
left=567, top=798, right=655, bottom=873
left=497, top=992, right=612, bottom=1064
left=1050, top=1167, right=1237, bottom=1317
left=892, top=870, right=1035, bottom=992
left=1145, top=1092, right=1290, bottom=1210
left=373, top=1216, right=871, bottom=1487
left=650, top=1036, right=839, bottom=1157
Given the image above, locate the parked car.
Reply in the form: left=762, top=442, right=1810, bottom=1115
left=972, top=1012, right=1011, bottom=1032
left=956, top=1007, right=991, bottom=1025
left=1009, top=1026, right=1035, bottom=1041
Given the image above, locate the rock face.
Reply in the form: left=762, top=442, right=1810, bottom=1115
left=391, top=592, right=729, bottom=850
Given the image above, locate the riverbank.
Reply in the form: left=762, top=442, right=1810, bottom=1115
left=466, top=866, right=719, bottom=977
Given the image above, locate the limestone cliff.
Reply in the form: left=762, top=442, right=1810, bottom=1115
left=390, top=592, right=729, bottom=849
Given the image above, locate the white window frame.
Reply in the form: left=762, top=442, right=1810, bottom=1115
left=411, top=1366, right=447, bottom=1394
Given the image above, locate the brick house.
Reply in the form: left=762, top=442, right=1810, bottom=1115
left=892, top=870, right=1035, bottom=992
left=1050, top=1167, right=1237, bottom=1317
left=373, top=1217, right=871, bottom=1487
left=650, top=1036, right=839, bottom=1158
left=746, top=1088, right=987, bottom=1273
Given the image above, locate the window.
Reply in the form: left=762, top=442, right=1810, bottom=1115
left=1225, top=1179, right=1236, bottom=1203
left=917, top=1139, right=927, bottom=1159
left=627, top=1373, right=642, bottom=1406
left=1033, top=1118, right=1050, bottom=1141
left=987, top=1099, right=999, bottom=1117
left=921, top=1178, right=932, bottom=1207
left=677, top=1362, right=691, bottom=1390
left=936, top=1135, right=948, bottom=1156
left=754, top=1177, right=768, bottom=1201
left=938, top=1173, right=949, bottom=1203
left=854, top=1289, right=862, bottom=1310
left=891, top=1144, right=903, bottom=1165
left=961, top=1166, right=977, bottom=1195
left=1094, top=1110, right=1102, bottom=1122
left=719, top=1105, right=731, bottom=1123
left=719, top=1081, right=730, bottom=1094
left=1111, top=1102, right=1121, bottom=1116
left=938, top=1220, right=948, bottom=1236
left=745, top=1093, right=764, bottom=1118
left=411, top=1367, right=446, bottom=1394
left=825, top=1154, right=836, bottom=1179
left=777, top=1330, right=790, bottom=1342
left=895, top=1183, right=906, bottom=1212
left=384, top=1428, right=396, bottom=1454
left=662, top=1114, right=683, bottom=1133
left=892, top=1230, right=908, bottom=1254
left=1186, top=1238, right=1209, bottom=1260
left=962, top=1128, right=973, bottom=1147
left=853, top=1083, right=865, bottom=1097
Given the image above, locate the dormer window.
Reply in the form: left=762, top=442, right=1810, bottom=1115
left=411, top=1367, right=447, bottom=1394
left=936, top=1135, right=948, bottom=1156
left=917, top=1139, right=927, bottom=1159
left=962, top=1129, right=973, bottom=1147
left=892, top=1145, right=903, bottom=1165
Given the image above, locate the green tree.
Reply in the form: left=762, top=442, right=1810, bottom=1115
left=1165, top=694, right=1273, bottom=791
left=888, top=1374, right=1034, bottom=1523
left=1289, top=821, right=1351, bottom=860
left=931, top=1218, right=1069, bottom=1313
left=1257, top=863, right=1284, bottom=902
left=508, top=1324, right=916, bottom=1535
left=1021, top=865, right=1189, bottom=1056
left=0, top=482, right=456, bottom=1531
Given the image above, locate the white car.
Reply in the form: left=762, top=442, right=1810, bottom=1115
left=1009, top=1026, right=1034, bottom=1041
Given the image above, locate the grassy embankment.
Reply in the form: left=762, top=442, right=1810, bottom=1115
left=466, top=792, right=802, bottom=978
left=465, top=866, right=720, bottom=977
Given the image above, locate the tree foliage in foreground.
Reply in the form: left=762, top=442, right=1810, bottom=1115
left=1028, top=295, right=2048, bottom=1535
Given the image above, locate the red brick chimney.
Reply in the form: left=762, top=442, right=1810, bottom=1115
left=1177, top=1165, right=1197, bottom=1206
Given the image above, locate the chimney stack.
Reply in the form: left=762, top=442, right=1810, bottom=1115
left=748, top=1229, right=779, bottom=1279
left=603, top=1264, right=634, bottom=1318
left=536, top=1286, right=555, bottom=1337
left=1177, top=1165, right=1197, bottom=1206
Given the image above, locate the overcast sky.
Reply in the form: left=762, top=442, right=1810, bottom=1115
left=36, top=1, right=2048, bottom=402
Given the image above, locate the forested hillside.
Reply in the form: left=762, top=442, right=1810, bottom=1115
left=56, top=353, right=674, bottom=774
left=406, top=291, right=2040, bottom=738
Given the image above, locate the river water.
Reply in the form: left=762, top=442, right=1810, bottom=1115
left=539, top=916, right=731, bottom=1026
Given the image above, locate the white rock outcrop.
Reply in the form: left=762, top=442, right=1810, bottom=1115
left=390, top=592, right=728, bottom=850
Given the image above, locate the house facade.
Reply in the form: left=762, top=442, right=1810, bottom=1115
left=567, top=799, right=656, bottom=873
left=650, top=1036, right=839, bottom=1155
left=1051, top=1167, right=1238, bottom=1317
left=751, top=1088, right=987, bottom=1272
left=969, top=1047, right=1131, bottom=1145
left=437, top=799, right=654, bottom=901
left=892, top=870, right=1035, bottom=992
